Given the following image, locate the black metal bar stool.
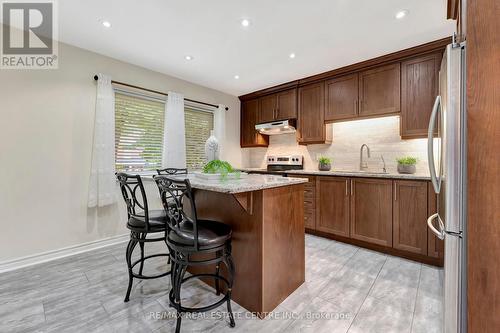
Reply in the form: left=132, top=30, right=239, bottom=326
left=116, top=172, right=171, bottom=302
left=154, top=175, right=236, bottom=333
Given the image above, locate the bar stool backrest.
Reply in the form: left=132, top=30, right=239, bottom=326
left=116, top=172, right=151, bottom=232
left=156, top=168, right=188, bottom=175
left=154, top=175, right=199, bottom=250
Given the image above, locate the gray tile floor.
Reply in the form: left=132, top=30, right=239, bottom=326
left=0, top=235, right=443, bottom=333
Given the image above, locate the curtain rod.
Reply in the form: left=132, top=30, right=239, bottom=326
left=93, top=75, right=228, bottom=111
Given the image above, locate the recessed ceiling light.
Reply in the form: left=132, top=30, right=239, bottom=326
left=395, top=10, right=408, bottom=19
left=101, top=20, right=111, bottom=28
left=234, top=75, right=240, bottom=80
left=241, top=19, right=250, bottom=27
left=289, top=53, right=296, bottom=59
left=184, top=55, right=193, bottom=61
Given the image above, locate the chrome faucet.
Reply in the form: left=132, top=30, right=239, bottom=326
left=360, top=144, right=370, bottom=170
left=381, top=155, right=387, bottom=173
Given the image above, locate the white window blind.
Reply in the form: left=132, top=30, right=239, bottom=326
left=115, top=93, right=164, bottom=172
left=185, top=106, right=214, bottom=170
left=114, top=92, right=214, bottom=172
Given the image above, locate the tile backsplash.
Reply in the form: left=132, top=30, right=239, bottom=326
left=245, top=115, right=432, bottom=174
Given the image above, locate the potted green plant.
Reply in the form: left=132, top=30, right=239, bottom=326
left=197, top=159, right=244, bottom=182
left=318, top=156, right=332, bottom=171
left=396, top=156, right=418, bottom=174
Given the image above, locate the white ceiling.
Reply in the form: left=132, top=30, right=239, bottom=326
left=56, top=0, right=454, bottom=96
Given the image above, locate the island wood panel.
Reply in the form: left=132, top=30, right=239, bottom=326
left=241, top=99, right=269, bottom=147
left=427, top=182, right=444, bottom=260
left=262, top=184, right=304, bottom=312
left=350, top=178, right=393, bottom=247
left=316, top=176, right=350, bottom=237
left=401, top=52, right=441, bottom=139
left=325, top=73, right=359, bottom=122
left=393, top=180, right=428, bottom=255
left=276, top=88, right=297, bottom=120
left=466, top=0, right=500, bottom=331
left=191, top=185, right=305, bottom=315
left=192, top=189, right=264, bottom=313
left=358, top=63, right=401, bottom=117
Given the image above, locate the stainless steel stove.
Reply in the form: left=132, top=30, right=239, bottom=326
left=266, top=155, right=303, bottom=171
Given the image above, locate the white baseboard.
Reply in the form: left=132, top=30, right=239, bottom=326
left=0, top=233, right=129, bottom=274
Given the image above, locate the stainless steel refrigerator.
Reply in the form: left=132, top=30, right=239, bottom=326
left=427, top=41, right=467, bottom=333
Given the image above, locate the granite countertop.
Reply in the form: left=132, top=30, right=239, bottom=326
left=239, top=168, right=431, bottom=181
left=144, top=173, right=308, bottom=194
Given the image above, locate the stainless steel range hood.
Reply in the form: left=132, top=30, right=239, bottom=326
left=255, top=119, right=296, bottom=135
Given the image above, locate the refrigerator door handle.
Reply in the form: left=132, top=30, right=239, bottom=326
left=427, top=213, right=445, bottom=240
left=428, top=95, right=441, bottom=194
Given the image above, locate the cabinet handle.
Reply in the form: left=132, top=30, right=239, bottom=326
left=394, top=182, right=397, bottom=201
left=275, top=108, right=279, bottom=119
left=350, top=179, right=354, bottom=196
left=354, top=100, right=358, bottom=114
left=345, top=179, right=348, bottom=196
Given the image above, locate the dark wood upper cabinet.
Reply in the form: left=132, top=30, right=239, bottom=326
left=240, top=99, right=269, bottom=148
left=276, top=89, right=297, bottom=120
left=257, top=88, right=297, bottom=123
left=298, top=82, right=331, bottom=144
left=427, top=182, right=444, bottom=259
left=350, top=178, right=393, bottom=247
left=258, top=94, right=277, bottom=123
left=358, top=63, right=401, bottom=117
left=393, top=180, right=428, bottom=255
left=401, top=53, right=441, bottom=139
left=316, top=176, right=350, bottom=237
left=325, top=73, right=359, bottom=122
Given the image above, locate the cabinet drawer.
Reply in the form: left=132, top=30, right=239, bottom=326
left=304, top=201, right=315, bottom=212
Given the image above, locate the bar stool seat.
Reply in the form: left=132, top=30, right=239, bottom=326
left=127, top=209, right=167, bottom=232
left=168, top=219, right=232, bottom=249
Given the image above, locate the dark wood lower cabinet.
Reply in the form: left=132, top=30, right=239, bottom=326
left=253, top=171, right=442, bottom=266
left=393, top=180, right=428, bottom=255
left=316, top=176, right=350, bottom=237
left=350, top=178, right=393, bottom=247
left=292, top=175, right=316, bottom=230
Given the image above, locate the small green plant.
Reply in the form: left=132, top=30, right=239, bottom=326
left=202, top=160, right=240, bottom=181
left=396, top=156, right=418, bottom=165
left=318, top=156, right=332, bottom=165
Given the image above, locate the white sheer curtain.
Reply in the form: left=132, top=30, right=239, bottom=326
left=88, top=74, right=116, bottom=208
left=213, top=104, right=226, bottom=159
left=162, top=92, right=186, bottom=168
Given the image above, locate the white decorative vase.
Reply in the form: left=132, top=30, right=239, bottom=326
left=204, top=130, right=219, bottom=162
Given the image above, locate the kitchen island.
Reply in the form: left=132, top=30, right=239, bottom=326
left=181, top=174, right=307, bottom=316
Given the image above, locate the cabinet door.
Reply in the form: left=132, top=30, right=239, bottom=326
left=316, top=177, right=350, bottom=237
left=401, top=53, right=441, bottom=139
left=350, top=178, right=393, bottom=246
left=359, top=63, right=401, bottom=117
left=298, top=82, right=326, bottom=144
left=428, top=182, right=444, bottom=259
left=258, top=94, right=277, bottom=123
left=325, top=74, right=359, bottom=121
left=393, top=180, right=428, bottom=254
left=293, top=175, right=316, bottom=230
left=241, top=99, right=269, bottom=147
left=276, top=89, right=297, bottom=120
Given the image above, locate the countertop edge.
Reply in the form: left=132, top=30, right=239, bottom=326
left=238, top=168, right=431, bottom=181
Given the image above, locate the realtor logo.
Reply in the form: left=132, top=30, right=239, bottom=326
left=1, top=0, right=58, bottom=69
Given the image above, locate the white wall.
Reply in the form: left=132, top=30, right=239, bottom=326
left=0, top=41, right=241, bottom=262
left=244, top=115, right=431, bottom=175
